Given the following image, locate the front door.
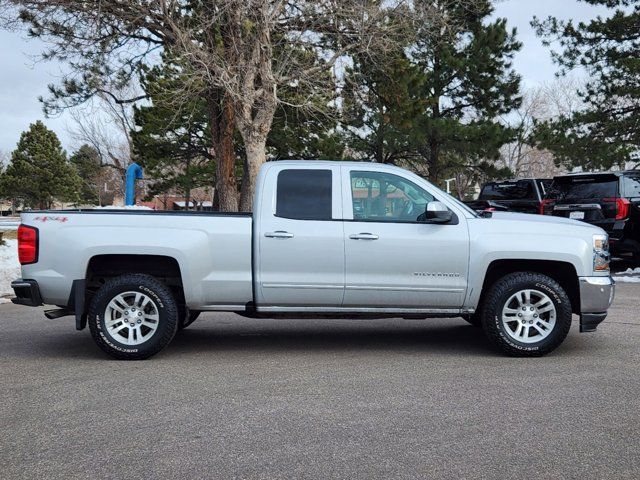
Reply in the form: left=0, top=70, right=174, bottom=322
left=256, top=165, right=345, bottom=307
left=343, top=168, right=469, bottom=308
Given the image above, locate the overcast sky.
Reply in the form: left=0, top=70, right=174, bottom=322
left=0, top=0, right=610, bottom=155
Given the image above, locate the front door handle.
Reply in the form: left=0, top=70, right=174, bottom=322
left=265, top=231, right=294, bottom=239
left=349, top=233, right=379, bottom=240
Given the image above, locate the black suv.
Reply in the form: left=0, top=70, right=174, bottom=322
left=544, top=171, right=640, bottom=261
left=466, top=179, right=551, bottom=214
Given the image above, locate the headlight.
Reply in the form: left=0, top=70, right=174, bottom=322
left=593, top=234, right=610, bottom=272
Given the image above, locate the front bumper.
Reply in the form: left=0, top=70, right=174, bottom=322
left=11, top=279, right=43, bottom=307
left=579, top=276, right=615, bottom=332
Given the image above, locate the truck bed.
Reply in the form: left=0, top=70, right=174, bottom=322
left=19, top=209, right=254, bottom=309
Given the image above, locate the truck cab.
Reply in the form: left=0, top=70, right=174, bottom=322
left=254, top=162, right=469, bottom=311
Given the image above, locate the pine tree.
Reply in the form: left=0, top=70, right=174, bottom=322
left=413, top=0, right=522, bottom=181
left=69, top=144, right=103, bottom=205
left=344, top=1, right=522, bottom=183
left=0, top=121, right=81, bottom=209
left=533, top=0, right=640, bottom=170
left=342, top=50, right=427, bottom=166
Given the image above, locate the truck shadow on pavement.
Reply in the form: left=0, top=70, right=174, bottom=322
left=17, top=315, right=592, bottom=360
left=169, top=321, right=492, bottom=357
left=24, top=317, right=501, bottom=360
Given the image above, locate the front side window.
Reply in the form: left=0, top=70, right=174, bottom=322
left=276, top=169, right=332, bottom=220
left=350, top=171, right=435, bottom=222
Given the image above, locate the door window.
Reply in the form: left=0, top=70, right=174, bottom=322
left=276, top=169, right=332, bottom=220
left=350, top=171, right=435, bottom=222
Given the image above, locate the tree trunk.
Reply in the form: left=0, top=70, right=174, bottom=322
left=208, top=93, right=238, bottom=212
left=429, top=45, right=442, bottom=182
left=428, top=137, right=439, bottom=182
left=239, top=135, right=267, bottom=212
left=184, top=158, right=191, bottom=211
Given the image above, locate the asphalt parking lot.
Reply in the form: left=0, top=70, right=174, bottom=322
left=1, top=283, right=639, bottom=480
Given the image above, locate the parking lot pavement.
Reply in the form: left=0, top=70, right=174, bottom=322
left=1, top=284, right=639, bottom=480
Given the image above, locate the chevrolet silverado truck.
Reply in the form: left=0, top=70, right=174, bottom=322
left=11, top=161, right=615, bottom=360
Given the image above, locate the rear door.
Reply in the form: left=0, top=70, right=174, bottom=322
left=255, top=164, right=345, bottom=307
left=547, top=174, right=619, bottom=230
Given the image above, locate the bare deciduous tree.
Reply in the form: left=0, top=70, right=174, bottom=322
left=499, top=76, right=583, bottom=179
left=67, top=84, right=143, bottom=199
left=3, top=0, right=411, bottom=211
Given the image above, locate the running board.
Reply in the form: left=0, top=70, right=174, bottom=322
left=44, top=308, right=74, bottom=320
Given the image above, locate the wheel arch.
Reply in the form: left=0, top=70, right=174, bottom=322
left=478, top=259, right=580, bottom=315
left=84, top=254, right=185, bottom=315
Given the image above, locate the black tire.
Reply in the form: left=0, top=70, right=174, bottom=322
left=178, top=310, right=201, bottom=330
left=88, top=274, right=179, bottom=360
left=462, top=313, right=481, bottom=327
left=481, top=272, right=572, bottom=357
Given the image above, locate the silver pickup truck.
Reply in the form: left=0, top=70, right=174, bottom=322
left=11, top=161, right=614, bottom=359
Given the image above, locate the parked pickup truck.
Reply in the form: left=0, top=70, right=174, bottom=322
left=466, top=179, right=551, bottom=214
left=544, top=171, right=640, bottom=264
left=12, top=161, right=614, bottom=359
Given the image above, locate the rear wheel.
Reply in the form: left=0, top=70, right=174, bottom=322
left=481, top=272, right=572, bottom=357
left=88, top=274, right=179, bottom=360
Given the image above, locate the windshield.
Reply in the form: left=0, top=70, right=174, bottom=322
left=429, top=182, right=479, bottom=217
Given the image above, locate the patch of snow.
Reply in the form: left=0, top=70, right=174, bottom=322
left=0, top=239, right=20, bottom=297
left=615, top=267, right=640, bottom=275
left=93, top=205, right=152, bottom=210
left=612, top=276, right=640, bottom=283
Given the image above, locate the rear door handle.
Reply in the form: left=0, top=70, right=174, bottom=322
left=349, top=233, right=379, bottom=240
left=265, top=231, right=294, bottom=239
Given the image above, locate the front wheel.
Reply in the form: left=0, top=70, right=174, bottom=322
left=88, top=274, right=179, bottom=360
left=481, top=272, right=572, bottom=357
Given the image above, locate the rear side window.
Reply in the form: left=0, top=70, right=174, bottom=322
left=276, top=169, right=332, bottom=220
left=480, top=181, right=534, bottom=200
left=549, top=176, right=619, bottom=201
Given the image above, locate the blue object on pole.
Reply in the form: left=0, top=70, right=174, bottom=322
left=125, top=162, right=144, bottom=206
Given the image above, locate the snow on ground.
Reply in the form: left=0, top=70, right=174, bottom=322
left=615, top=267, right=640, bottom=275
left=612, top=275, right=640, bottom=283
left=1, top=239, right=20, bottom=300
left=612, top=267, right=640, bottom=283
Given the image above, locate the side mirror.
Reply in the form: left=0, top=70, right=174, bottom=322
left=423, top=201, right=452, bottom=223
